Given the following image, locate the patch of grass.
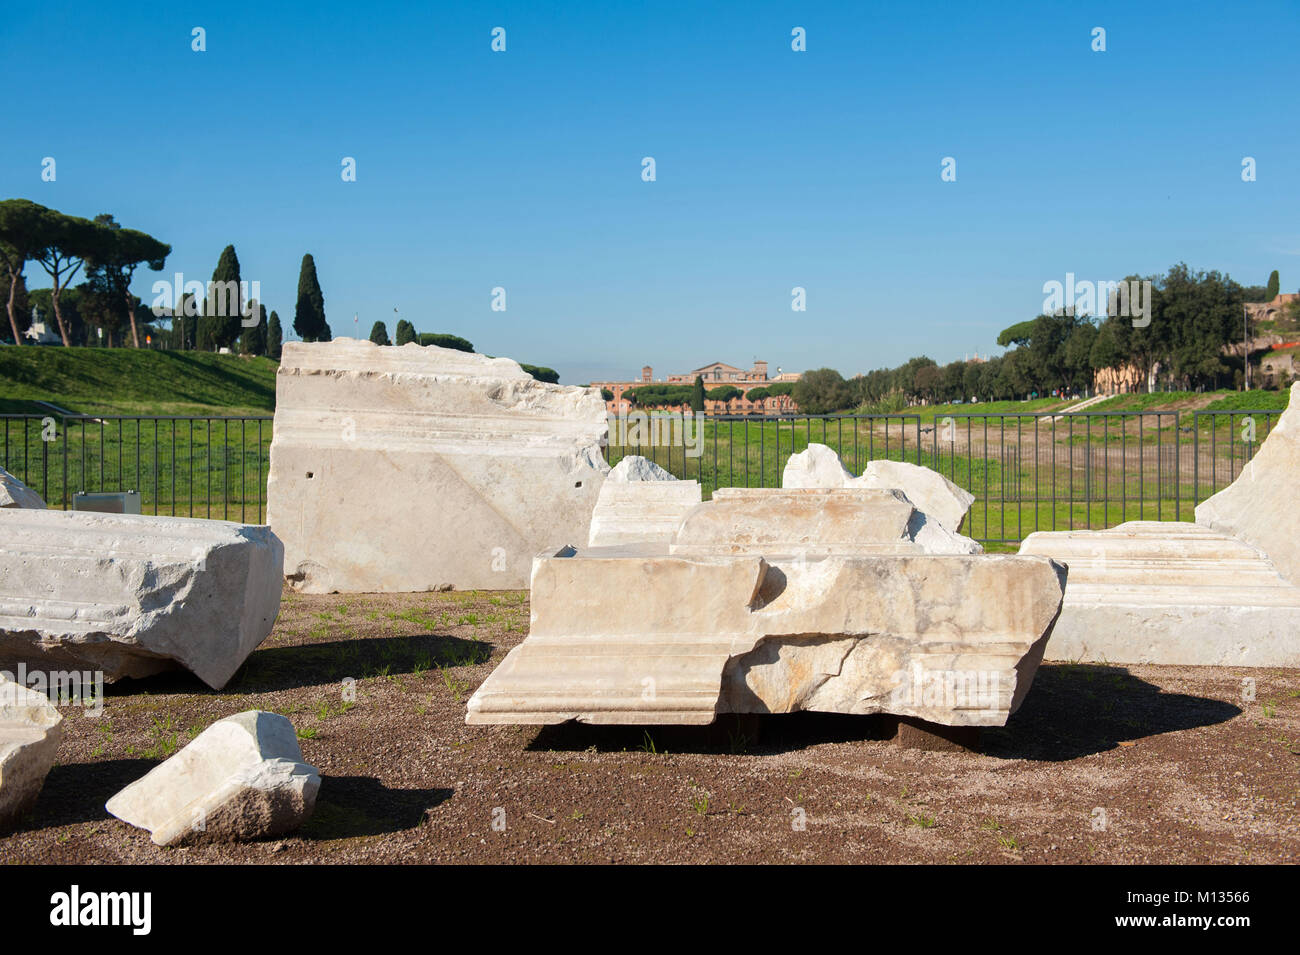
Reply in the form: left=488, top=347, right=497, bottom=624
left=907, top=813, right=937, bottom=829
left=0, top=346, right=277, bottom=415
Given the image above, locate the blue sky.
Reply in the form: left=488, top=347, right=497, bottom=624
left=3, top=0, right=1297, bottom=384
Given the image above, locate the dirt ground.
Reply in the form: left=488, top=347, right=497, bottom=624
left=3, top=587, right=1297, bottom=865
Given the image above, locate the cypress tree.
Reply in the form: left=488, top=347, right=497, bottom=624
left=203, top=244, right=244, bottom=350
left=293, top=253, right=328, bottom=342
left=266, top=310, right=283, bottom=360
left=241, top=303, right=268, bottom=355
left=369, top=320, right=391, bottom=345
left=691, top=375, right=706, bottom=413
left=1267, top=270, right=1280, bottom=300
left=394, top=319, right=416, bottom=345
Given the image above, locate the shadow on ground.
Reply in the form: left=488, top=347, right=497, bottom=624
left=11, top=758, right=158, bottom=831
left=300, top=776, right=453, bottom=839
left=104, top=634, right=495, bottom=695
left=986, top=663, right=1240, bottom=761
left=522, top=664, right=1241, bottom=760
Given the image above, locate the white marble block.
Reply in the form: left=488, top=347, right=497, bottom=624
left=267, top=339, right=609, bottom=592
left=0, top=509, right=283, bottom=689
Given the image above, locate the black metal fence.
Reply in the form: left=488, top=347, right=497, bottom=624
left=0, top=408, right=1280, bottom=546
left=0, top=414, right=273, bottom=522
left=604, top=408, right=1281, bottom=546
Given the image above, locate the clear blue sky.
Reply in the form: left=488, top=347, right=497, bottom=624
left=3, top=0, right=1297, bottom=384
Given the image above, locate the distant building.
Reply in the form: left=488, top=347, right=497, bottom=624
left=591, top=360, right=802, bottom=414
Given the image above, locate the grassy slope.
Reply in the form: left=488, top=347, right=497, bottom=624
left=0, top=347, right=277, bottom=416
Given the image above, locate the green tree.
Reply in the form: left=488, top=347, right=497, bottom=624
left=0, top=199, right=51, bottom=346
left=0, top=268, right=29, bottom=343
left=266, top=310, right=283, bottom=360
left=1062, top=321, right=1098, bottom=394
left=293, top=253, right=329, bottom=342
left=33, top=209, right=101, bottom=347
left=394, top=318, right=416, bottom=345
left=521, top=363, right=559, bottom=383
left=82, top=214, right=170, bottom=348
left=793, top=368, right=852, bottom=413
left=198, top=244, right=245, bottom=351
left=241, top=303, right=268, bottom=355
left=369, top=320, right=391, bottom=345
left=691, top=375, right=706, bottom=413
left=418, top=332, right=474, bottom=351
left=706, top=384, right=742, bottom=402
left=1266, top=270, right=1280, bottom=300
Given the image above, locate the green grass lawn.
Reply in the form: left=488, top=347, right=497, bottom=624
left=0, top=346, right=277, bottom=415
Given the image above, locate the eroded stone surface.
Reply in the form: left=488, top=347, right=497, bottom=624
left=670, top=487, right=979, bottom=556
left=267, top=339, right=609, bottom=591
left=0, top=673, right=64, bottom=832
left=0, top=467, right=44, bottom=509
left=859, top=459, right=974, bottom=534
left=0, top=509, right=283, bottom=689
left=106, top=711, right=319, bottom=846
left=782, top=444, right=854, bottom=488
left=605, top=455, right=674, bottom=483
left=588, top=456, right=701, bottom=547
left=467, top=550, right=1065, bottom=727
left=1196, top=382, right=1300, bottom=589
left=782, top=444, right=978, bottom=541
left=1020, top=521, right=1300, bottom=666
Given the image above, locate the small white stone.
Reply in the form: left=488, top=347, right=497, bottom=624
left=106, top=711, right=320, bottom=846
left=782, top=444, right=854, bottom=488
left=0, top=466, right=44, bottom=509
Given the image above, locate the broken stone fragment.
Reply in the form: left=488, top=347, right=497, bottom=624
left=267, top=339, right=610, bottom=592
left=0, top=509, right=283, bottom=689
left=782, top=444, right=854, bottom=488
left=0, top=466, right=45, bottom=509
left=0, top=672, right=64, bottom=832
left=106, top=711, right=320, bottom=846
left=858, top=459, right=975, bottom=535
left=588, top=455, right=702, bottom=547
left=467, top=549, right=1066, bottom=727
left=782, top=444, right=977, bottom=539
left=604, top=455, right=675, bottom=483
left=1195, top=381, right=1300, bottom=589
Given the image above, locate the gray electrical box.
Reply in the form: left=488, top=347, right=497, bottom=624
left=72, top=491, right=142, bottom=514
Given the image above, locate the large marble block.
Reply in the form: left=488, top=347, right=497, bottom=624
left=0, top=509, right=283, bottom=689
left=1019, top=384, right=1300, bottom=666
left=1020, top=521, right=1300, bottom=666
left=467, top=549, right=1066, bottom=727
left=267, top=339, right=609, bottom=592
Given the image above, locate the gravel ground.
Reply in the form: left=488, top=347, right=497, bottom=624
left=3, top=586, right=1297, bottom=864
